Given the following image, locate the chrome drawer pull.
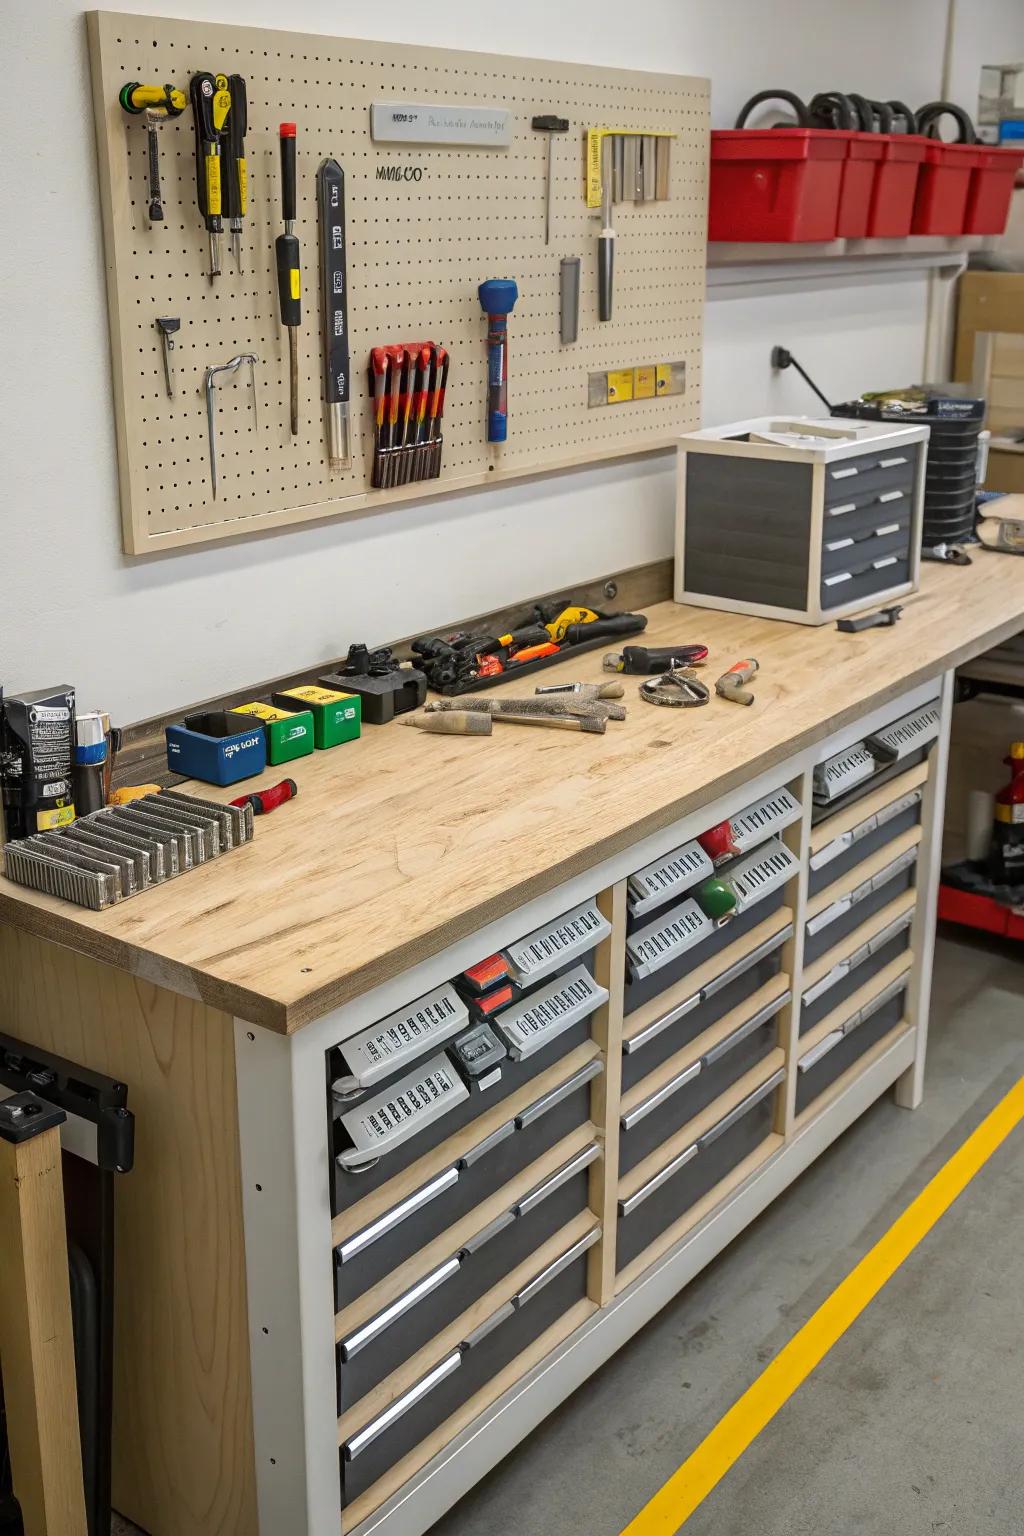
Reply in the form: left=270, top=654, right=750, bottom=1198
left=799, top=1030, right=843, bottom=1071
left=340, top=1257, right=463, bottom=1361
left=879, top=455, right=908, bottom=468
left=852, top=972, right=910, bottom=1029
left=875, top=521, right=901, bottom=537
left=824, top=571, right=852, bottom=587
left=514, top=1058, right=603, bottom=1129
left=873, top=555, right=898, bottom=570
left=697, top=1067, right=785, bottom=1150
left=702, top=990, right=790, bottom=1066
left=620, top=1061, right=702, bottom=1131
left=828, top=501, right=857, bottom=516
left=867, top=910, right=914, bottom=955
left=338, top=1167, right=460, bottom=1264
left=704, top=923, right=793, bottom=997
left=515, top=1143, right=600, bottom=1216
left=462, top=1301, right=516, bottom=1351
left=504, top=901, right=611, bottom=985
left=623, top=989, right=702, bottom=1054
left=618, top=1141, right=699, bottom=1216
left=825, top=536, right=853, bottom=553
left=458, top=1119, right=516, bottom=1170
left=806, top=892, right=853, bottom=936
left=802, top=959, right=849, bottom=1008
left=459, top=1207, right=517, bottom=1256
left=514, top=1227, right=600, bottom=1308
left=878, top=489, right=905, bottom=503
left=343, top=1351, right=462, bottom=1461
left=830, top=465, right=858, bottom=479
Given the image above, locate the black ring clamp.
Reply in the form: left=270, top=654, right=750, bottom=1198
left=640, top=669, right=711, bottom=708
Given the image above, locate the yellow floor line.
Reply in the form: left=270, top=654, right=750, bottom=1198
left=621, top=1073, right=1024, bottom=1536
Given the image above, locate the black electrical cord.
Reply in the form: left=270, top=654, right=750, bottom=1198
left=770, top=346, right=834, bottom=411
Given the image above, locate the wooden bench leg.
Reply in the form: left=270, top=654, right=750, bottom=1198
left=0, top=1095, right=88, bottom=1536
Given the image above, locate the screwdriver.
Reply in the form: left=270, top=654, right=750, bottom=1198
left=426, top=345, right=449, bottom=480
left=224, top=74, right=247, bottom=274
left=530, top=114, right=569, bottom=245
left=189, top=72, right=230, bottom=277
left=276, top=123, right=301, bottom=435
left=369, top=346, right=389, bottom=487
left=597, top=133, right=615, bottom=321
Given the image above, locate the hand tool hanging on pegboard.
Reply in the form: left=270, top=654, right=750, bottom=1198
left=478, top=281, right=519, bottom=443
left=189, top=72, right=230, bottom=277
left=204, top=354, right=259, bottom=498
left=276, top=123, right=301, bottom=435
left=317, top=157, right=352, bottom=468
left=530, top=114, right=569, bottom=245
left=118, top=81, right=186, bottom=224
left=223, top=74, right=248, bottom=274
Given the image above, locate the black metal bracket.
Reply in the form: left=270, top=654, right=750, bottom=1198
left=0, top=1035, right=134, bottom=1174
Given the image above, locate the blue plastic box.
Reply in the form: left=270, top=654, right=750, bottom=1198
left=165, top=711, right=267, bottom=786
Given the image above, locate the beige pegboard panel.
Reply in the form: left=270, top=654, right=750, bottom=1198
left=88, top=10, right=708, bottom=554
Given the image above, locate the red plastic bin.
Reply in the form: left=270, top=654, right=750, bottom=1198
left=709, top=129, right=846, bottom=242
left=836, top=134, right=884, bottom=237
left=964, top=145, right=1024, bottom=235
left=866, top=135, right=927, bottom=237
left=912, top=140, right=984, bottom=235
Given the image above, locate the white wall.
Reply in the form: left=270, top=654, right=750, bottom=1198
left=0, top=0, right=988, bottom=722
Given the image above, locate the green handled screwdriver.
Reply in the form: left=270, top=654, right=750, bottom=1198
left=276, top=122, right=301, bottom=435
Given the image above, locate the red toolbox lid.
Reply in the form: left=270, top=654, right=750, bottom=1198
left=711, top=128, right=848, bottom=162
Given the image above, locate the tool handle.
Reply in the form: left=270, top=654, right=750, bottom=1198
left=279, top=123, right=297, bottom=222
left=716, top=658, right=759, bottom=686
left=146, top=121, right=163, bottom=219
left=597, top=233, right=614, bottom=322
left=276, top=234, right=301, bottom=326
left=231, top=778, right=297, bottom=815
left=563, top=613, right=646, bottom=645
left=317, top=159, right=348, bottom=407
left=226, top=75, right=247, bottom=217
left=190, top=73, right=219, bottom=224
left=617, top=643, right=707, bottom=674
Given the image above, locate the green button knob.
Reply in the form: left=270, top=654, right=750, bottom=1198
left=696, top=877, right=737, bottom=920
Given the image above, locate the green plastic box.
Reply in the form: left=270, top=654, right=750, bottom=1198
left=236, top=701, right=315, bottom=766
left=272, top=685, right=362, bottom=749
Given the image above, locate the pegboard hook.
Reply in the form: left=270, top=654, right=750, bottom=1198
left=203, top=354, right=259, bottom=500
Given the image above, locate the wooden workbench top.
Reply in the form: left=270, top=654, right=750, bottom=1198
left=2, top=556, right=1022, bottom=1033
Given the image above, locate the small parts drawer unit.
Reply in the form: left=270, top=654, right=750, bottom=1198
left=675, top=415, right=929, bottom=624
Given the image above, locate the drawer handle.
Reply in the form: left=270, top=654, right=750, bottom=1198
left=824, top=536, right=854, bottom=552
left=515, top=1143, right=601, bottom=1216
left=830, top=465, right=858, bottom=480
left=809, top=787, right=922, bottom=873
left=619, top=1140, right=700, bottom=1216
left=458, top=1207, right=517, bottom=1257
left=704, top=923, right=792, bottom=997
left=799, top=1029, right=843, bottom=1071
left=867, top=909, right=914, bottom=955
left=801, top=970, right=910, bottom=1073
left=494, top=964, right=609, bottom=1061
left=338, top=1167, right=460, bottom=1264
left=823, top=571, right=852, bottom=587
left=458, top=1119, right=516, bottom=1170
left=878, top=489, right=904, bottom=503
left=878, top=456, right=907, bottom=468
left=514, top=1226, right=601, bottom=1308
left=702, top=989, right=790, bottom=1066
left=802, top=958, right=850, bottom=1008
left=515, top=1058, right=603, bottom=1129
left=697, top=1066, right=785, bottom=1150
left=828, top=501, right=857, bottom=517
left=339, top=1256, right=463, bottom=1361
left=462, top=1299, right=516, bottom=1351
left=624, top=989, right=702, bottom=1055
left=621, top=1060, right=703, bottom=1131
left=343, top=1350, right=462, bottom=1461
left=873, top=555, right=898, bottom=570
left=874, top=521, right=901, bottom=537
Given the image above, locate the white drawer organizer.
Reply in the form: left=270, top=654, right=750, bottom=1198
left=232, top=674, right=952, bottom=1536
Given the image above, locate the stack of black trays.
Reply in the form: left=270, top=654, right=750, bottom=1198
left=834, top=389, right=985, bottom=548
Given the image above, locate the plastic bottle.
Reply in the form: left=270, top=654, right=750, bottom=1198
left=988, top=741, right=1024, bottom=887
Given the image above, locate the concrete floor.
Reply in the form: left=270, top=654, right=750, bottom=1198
left=112, top=927, right=1023, bottom=1536
left=432, top=928, right=1024, bottom=1536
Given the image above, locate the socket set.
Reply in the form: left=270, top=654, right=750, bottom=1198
left=1, top=790, right=254, bottom=909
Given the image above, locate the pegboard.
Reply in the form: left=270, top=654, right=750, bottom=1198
left=87, top=11, right=709, bottom=554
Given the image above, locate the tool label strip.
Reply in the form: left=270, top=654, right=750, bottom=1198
left=371, top=101, right=512, bottom=147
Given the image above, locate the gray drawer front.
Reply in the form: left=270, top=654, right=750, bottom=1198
left=684, top=455, right=811, bottom=611
left=820, top=559, right=911, bottom=611
left=820, top=521, right=911, bottom=577
left=823, top=488, right=914, bottom=540
left=807, top=801, right=922, bottom=898
left=795, top=992, right=906, bottom=1116
left=823, top=450, right=918, bottom=506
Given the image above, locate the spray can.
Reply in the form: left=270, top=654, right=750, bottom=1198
left=989, top=741, right=1024, bottom=886
left=0, top=685, right=77, bottom=842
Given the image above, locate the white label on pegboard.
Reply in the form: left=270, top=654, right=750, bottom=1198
left=371, top=101, right=512, bottom=147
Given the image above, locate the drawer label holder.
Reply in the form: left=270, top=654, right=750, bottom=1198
left=493, top=965, right=608, bottom=1059
left=627, top=899, right=713, bottom=981
left=628, top=840, right=713, bottom=918
left=333, top=984, right=469, bottom=1095
left=813, top=744, right=876, bottom=804
left=504, top=902, right=611, bottom=984
left=810, top=787, right=923, bottom=872
left=336, top=1053, right=469, bottom=1171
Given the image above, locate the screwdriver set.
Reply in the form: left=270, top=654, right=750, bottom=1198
left=89, top=13, right=706, bottom=553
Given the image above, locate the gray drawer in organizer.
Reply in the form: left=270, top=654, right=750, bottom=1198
left=619, top=987, right=788, bottom=1176
left=820, top=557, right=911, bottom=611
left=803, top=841, right=918, bottom=965
left=823, top=487, right=914, bottom=542
left=822, top=448, right=918, bottom=505
left=329, top=900, right=610, bottom=1212
left=820, top=518, right=911, bottom=577
left=625, top=837, right=798, bottom=1016
left=335, top=1055, right=602, bottom=1302
left=622, top=916, right=791, bottom=1092
left=796, top=978, right=909, bottom=1117
left=339, top=1223, right=597, bottom=1508
left=807, top=786, right=923, bottom=897
left=799, top=913, right=911, bottom=1035
left=336, top=1140, right=598, bottom=1410
left=616, top=1067, right=784, bottom=1276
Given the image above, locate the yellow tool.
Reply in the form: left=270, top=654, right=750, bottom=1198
left=118, top=82, right=186, bottom=224
left=544, top=605, right=599, bottom=641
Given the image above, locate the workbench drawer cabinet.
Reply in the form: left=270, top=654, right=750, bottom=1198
left=615, top=1068, right=785, bottom=1274
left=334, top=1057, right=601, bottom=1302
left=339, top=1225, right=597, bottom=1508
left=799, top=913, right=912, bottom=1035
left=795, top=980, right=910, bottom=1117
left=618, top=986, right=788, bottom=1175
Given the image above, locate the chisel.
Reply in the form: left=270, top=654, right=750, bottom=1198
left=317, top=157, right=351, bottom=468
left=276, top=123, right=301, bottom=435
